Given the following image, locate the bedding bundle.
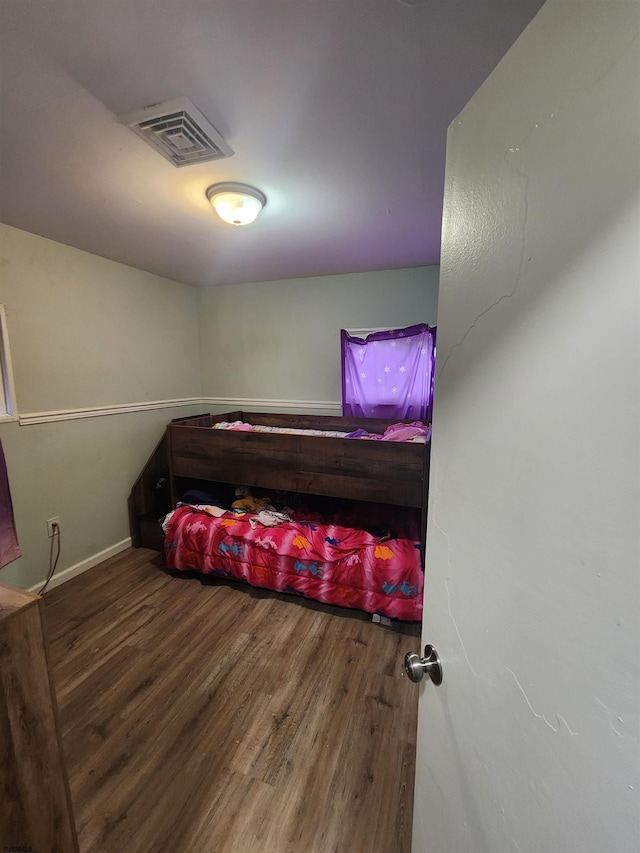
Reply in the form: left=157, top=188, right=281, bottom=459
left=211, top=420, right=431, bottom=443
left=163, top=500, right=423, bottom=621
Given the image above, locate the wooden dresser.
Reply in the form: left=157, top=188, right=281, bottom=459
left=0, top=584, right=79, bottom=852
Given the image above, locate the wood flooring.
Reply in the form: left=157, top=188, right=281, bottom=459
left=43, top=547, right=421, bottom=853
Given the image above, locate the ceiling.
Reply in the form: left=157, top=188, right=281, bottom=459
left=0, top=0, right=544, bottom=287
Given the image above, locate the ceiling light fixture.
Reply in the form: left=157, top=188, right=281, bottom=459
left=206, top=182, right=266, bottom=226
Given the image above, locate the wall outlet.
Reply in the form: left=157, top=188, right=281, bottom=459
left=47, top=517, right=60, bottom=537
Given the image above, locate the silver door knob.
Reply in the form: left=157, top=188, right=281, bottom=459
left=404, top=644, right=443, bottom=685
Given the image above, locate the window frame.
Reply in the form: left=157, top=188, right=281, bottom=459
left=0, top=305, right=18, bottom=422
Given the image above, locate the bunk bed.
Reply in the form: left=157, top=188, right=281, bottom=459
left=131, top=411, right=430, bottom=621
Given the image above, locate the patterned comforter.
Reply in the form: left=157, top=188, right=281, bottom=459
left=164, top=505, right=423, bottom=621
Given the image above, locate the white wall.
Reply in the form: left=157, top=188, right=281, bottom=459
left=197, top=267, right=438, bottom=407
left=414, top=2, right=639, bottom=852
left=1, top=225, right=200, bottom=413
left=0, top=229, right=439, bottom=588
left=0, top=225, right=203, bottom=589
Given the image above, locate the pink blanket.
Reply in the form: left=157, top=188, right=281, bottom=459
left=164, top=505, right=423, bottom=621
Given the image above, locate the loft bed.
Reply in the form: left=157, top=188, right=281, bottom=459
left=131, top=411, right=430, bottom=621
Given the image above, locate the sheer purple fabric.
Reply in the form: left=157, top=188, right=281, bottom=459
left=0, top=440, right=20, bottom=569
left=341, top=324, right=436, bottom=421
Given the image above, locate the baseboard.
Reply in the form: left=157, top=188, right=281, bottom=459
left=29, top=537, right=132, bottom=594
left=200, top=397, right=342, bottom=414
left=19, top=396, right=342, bottom=425
left=19, top=398, right=202, bottom=425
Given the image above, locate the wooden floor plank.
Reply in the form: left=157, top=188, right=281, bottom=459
left=43, top=547, right=421, bottom=853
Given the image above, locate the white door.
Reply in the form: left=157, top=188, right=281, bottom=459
left=411, top=3, right=640, bottom=852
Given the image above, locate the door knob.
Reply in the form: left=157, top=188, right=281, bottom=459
left=404, top=644, right=443, bottom=685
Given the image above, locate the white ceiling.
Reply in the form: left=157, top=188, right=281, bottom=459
left=0, top=0, right=544, bottom=287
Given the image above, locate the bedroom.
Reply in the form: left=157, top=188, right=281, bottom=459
left=1, top=2, right=638, bottom=852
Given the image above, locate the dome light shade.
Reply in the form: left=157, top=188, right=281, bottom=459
left=206, top=182, right=266, bottom=226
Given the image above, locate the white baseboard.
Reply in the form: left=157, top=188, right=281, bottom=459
left=29, top=537, right=132, bottom=594
left=20, top=397, right=202, bottom=425
left=200, top=397, right=342, bottom=414
left=18, top=396, right=342, bottom=425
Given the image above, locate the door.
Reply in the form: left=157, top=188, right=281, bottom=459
left=411, top=3, right=640, bottom=851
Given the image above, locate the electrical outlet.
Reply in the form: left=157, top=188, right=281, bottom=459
left=47, top=517, right=60, bottom=537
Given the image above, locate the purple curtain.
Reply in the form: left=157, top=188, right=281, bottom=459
left=341, top=323, right=436, bottom=421
left=0, top=440, right=21, bottom=569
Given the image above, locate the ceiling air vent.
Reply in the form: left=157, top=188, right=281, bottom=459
left=117, top=97, right=233, bottom=167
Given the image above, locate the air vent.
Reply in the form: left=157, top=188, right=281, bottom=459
left=117, top=97, right=233, bottom=167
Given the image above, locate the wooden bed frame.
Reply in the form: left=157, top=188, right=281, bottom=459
left=131, top=411, right=431, bottom=554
